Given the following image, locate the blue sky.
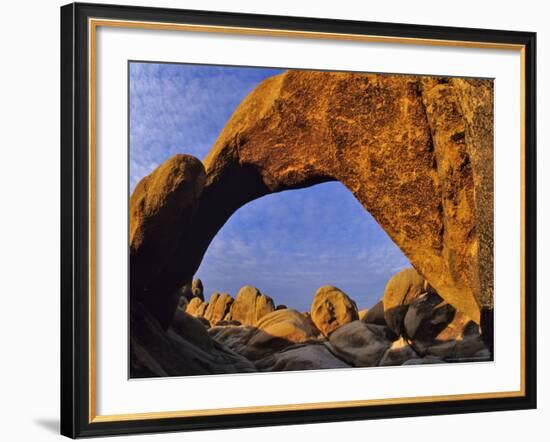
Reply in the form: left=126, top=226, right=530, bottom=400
left=130, top=62, right=410, bottom=311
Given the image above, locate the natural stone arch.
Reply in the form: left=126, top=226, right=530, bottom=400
left=130, top=70, right=493, bottom=336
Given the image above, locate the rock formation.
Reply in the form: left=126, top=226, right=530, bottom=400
left=130, top=304, right=255, bottom=377
left=186, top=297, right=208, bottom=318
left=383, top=268, right=427, bottom=336
left=191, top=278, right=204, bottom=301
left=208, top=309, right=319, bottom=360
left=129, top=70, right=495, bottom=376
left=326, top=321, right=395, bottom=367
left=436, top=310, right=479, bottom=341
left=426, top=336, right=487, bottom=361
left=129, top=71, right=494, bottom=337
left=255, top=343, right=351, bottom=372
left=311, top=286, right=359, bottom=337
left=129, top=154, right=206, bottom=327
left=362, top=300, right=387, bottom=326
left=378, top=337, right=419, bottom=367
left=130, top=278, right=492, bottom=377
left=203, top=292, right=233, bottom=325
left=229, top=286, right=275, bottom=326
left=254, top=309, right=321, bottom=344
left=402, top=292, right=456, bottom=343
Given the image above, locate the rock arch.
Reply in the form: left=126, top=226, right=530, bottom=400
left=130, top=70, right=493, bottom=335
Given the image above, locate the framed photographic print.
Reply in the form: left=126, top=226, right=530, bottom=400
left=60, top=2, right=537, bottom=438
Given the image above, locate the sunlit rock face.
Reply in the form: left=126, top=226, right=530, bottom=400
left=129, top=70, right=493, bottom=339
left=310, top=286, right=359, bottom=337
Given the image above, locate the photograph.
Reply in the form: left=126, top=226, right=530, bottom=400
left=128, top=62, right=495, bottom=378
left=56, top=2, right=538, bottom=437
left=0, top=0, right=543, bottom=439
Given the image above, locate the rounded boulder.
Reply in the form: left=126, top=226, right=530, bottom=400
left=310, top=286, right=359, bottom=337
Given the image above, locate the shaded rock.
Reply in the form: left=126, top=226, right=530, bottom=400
left=204, top=292, right=233, bottom=324
left=480, top=308, right=494, bottom=357
left=214, top=319, right=241, bottom=327
left=130, top=154, right=206, bottom=327
left=179, top=278, right=204, bottom=303
left=362, top=300, right=386, bottom=326
left=171, top=309, right=213, bottom=349
left=326, top=321, right=393, bottom=367
left=424, top=280, right=437, bottom=296
left=436, top=310, right=480, bottom=341
left=255, top=343, right=351, bottom=372
left=185, top=297, right=208, bottom=318
left=195, top=317, right=211, bottom=328
left=463, top=320, right=482, bottom=338
left=311, top=286, right=359, bottom=337
left=383, top=268, right=426, bottom=336
left=191, top=278, right=204, bottom=301
left=426, top=78, right=495, bottom=317
left=403, top=292, right=456, bottom=342
left=178, top=283, right=194, bottom=303
left=208, top=325, right=256, bottom=356
left=177, top=295, right=189, bottom=311
left=473, top=348, right=492, bottom=360
left=229, top=286, right=275, bottom=325
left=402, top=356, right=445, bottom=365
left=358, top=308, right=369, bottom=321
left=426, top=336, right=488, bottom=361
left=130, top=304, right=255, bottom=378
left=378, top=337, right=419, bottom=367
left=302, top=311, right=319, bottom=334
left=276, top=304, right=288, bottom=310
left=209, top=309, right=319, bottom=360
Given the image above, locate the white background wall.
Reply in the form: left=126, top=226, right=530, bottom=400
left=0, top=0, right=546, bottom=440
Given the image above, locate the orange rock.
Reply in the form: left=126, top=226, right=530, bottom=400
left=185, top=297, right=208, bottom=318
left=203, top=72, right=492, bottom=323
left=311, top=286, right=359, bottom=337
left=130, top=154, right=205, bottom=326
left=383, top=268, right=427, bottom=335
left=203, top=292, right=233, bottom=324
left=229, top=286, right=275, bottom=326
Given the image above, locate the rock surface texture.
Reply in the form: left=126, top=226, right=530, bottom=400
left=203, top=292, right=234, bottom=325
left=130, top=305, right=256, bottom=377
left=229, top=286, right=275, bottom=326
left=255, top=343, right=351, bottom=372
left=129, top=70, right=494, bottom=376
left=326, top=321, right=395, bottom=367
left=191, top=278, right=205, bottom=301
left=383, top=268, right=427, bottom=335
left=208, top=308, right=319, bottom=360
left=186, top=297, right=208, bottom=318
left=362, top=300, right=387, bottom=326
left=311, top=286, right=359, bottom=337
left=130, top=154, right=206, bottom=327
left=403, top=292, right=456, bottom=343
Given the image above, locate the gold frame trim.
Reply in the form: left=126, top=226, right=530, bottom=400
left=88, top=18, right=527, bottom=424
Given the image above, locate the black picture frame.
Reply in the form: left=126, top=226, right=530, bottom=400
left=60, top=2, right=537, bottom=438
